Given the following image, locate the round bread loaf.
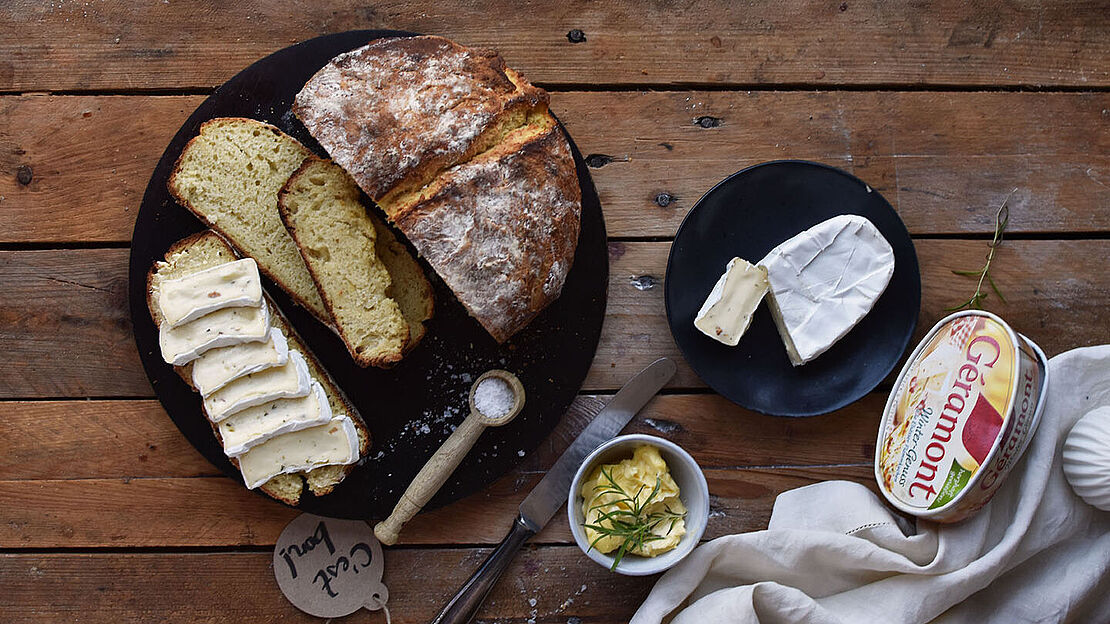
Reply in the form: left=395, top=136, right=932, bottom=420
left=295, top=35, right=581, bottom=343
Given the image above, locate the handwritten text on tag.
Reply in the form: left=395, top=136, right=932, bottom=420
left=273, top=513, right=388, bottom=618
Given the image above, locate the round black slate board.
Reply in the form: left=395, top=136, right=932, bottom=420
left=128, top=30, right=608, bottom=520
left=665, top=160, right=920, bottom=417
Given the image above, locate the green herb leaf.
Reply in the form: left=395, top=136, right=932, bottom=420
left=947, top=190, right=1014, bottom=312
left=988, top=274, right=1007, bottom=303
left=581, top=468, right=686, bottom=572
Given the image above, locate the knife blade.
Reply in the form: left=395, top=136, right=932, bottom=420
left=431, top=357, right=676, bottom=624
left=517, top=357, right=678, bottom=532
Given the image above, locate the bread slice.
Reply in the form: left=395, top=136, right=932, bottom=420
left=369, top=212, right=436, bottom=349
left=147, top=231, right=370, bottom=505
left=167, top=118, right=329, bottom=322
left=278, top=156, right=423, bottom=367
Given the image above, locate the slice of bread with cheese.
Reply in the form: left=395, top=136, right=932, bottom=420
left=147, top=230, right=370, bottom=505
left=278, top=157, right=433, bottom=366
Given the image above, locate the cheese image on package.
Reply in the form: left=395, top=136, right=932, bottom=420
left=693, top=257, right=770, bottom=346
left=759, top=214, right=895, bottom=366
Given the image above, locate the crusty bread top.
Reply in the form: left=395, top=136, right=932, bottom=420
left=146, top=230, right=369, bottom=505
left=278, top=156, right=413, bottom=367
left=383, top=120, right=581, bottom=342
left=167, top=117, right=330, bottom=323
left=293, top=35, right=548, bottom=202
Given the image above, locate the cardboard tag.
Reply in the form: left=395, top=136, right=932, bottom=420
left=274, top=513, right=388, bottom=618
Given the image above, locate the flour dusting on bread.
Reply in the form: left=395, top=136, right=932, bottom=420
left=295, top=35, right=581, bottom=343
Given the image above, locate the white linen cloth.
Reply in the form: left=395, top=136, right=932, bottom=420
left=632, top=345, right=1110, bottom=624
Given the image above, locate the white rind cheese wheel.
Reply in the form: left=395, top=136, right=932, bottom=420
left=759, top=214, right=895, bottom=366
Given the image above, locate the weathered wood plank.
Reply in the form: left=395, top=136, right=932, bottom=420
left=554, top=91, right=1110, bottom=238
left=0, top=401, right=218, bottom=479
left=1, top=240, right=1107, bottom=397
left=2, top=548, right=649, bottom=624
left=3, top=92, right=1109, bottom=242
left=0, top=466, right=872, bottom=548
left=0, top=249, right=140, bottom=398
left=0, top=393, right=878, bottom=548
left=0, top=394, right=881, bottom=480
left=595, top=239, right=1110, bottom=389
left=0, top=95, right=193, bottom=242
left=2, top=1, right=1107, bottom=91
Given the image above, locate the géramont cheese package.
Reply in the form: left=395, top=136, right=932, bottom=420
left=876, top=311, right=1049, bottom=523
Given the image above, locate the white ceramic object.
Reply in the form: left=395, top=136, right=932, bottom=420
left=568, top=434, right=709, bottom=576
left=1062, top=406, right=1110, bottom=511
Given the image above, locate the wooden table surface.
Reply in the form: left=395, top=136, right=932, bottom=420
left=2, top=2, right=1108, bottom=622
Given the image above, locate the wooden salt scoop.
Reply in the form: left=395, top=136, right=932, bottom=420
left=374, top=370, right=526, bottom=546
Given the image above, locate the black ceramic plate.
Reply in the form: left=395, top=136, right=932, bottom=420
left=128, top=31, right=608, bottom=520
left=665, top=161, right=919, bottom=417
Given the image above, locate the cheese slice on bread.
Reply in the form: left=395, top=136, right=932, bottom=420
left=190, top=327, right=290, bottom=395
left=147, top=230, right=370, bottom=505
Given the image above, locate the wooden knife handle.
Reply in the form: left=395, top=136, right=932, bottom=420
left=374, top=413, right=485, bottom=546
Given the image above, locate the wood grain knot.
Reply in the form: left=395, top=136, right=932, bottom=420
left=585, top=153, right=615, bottom=168
left=16, top=164, right=33, bottom=186
left=694, top=116, right=722, bottom=128
left=641, top=417, right=683, bottom=434
left=630, top=275, right=659, bottom=291
left=840, top=2, right=848, bottom=11
left=566, top=29, right=587, bottom=43
left=655, top=192, right=676, bottom=207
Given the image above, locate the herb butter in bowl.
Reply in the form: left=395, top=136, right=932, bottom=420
left=568, top=434, right=709, bottom=575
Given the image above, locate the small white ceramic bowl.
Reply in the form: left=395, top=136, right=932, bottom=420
left=567, top=434, right=709, bottom=576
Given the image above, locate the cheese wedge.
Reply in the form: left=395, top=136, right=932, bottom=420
left=694, top=257, right=770, bottom=346
left=219, top=382, right=333, bottom=456
left=759, top=214, right=895, bottom=366
left=191, top=327, right=289, bottom=395
left=156, top=258, right=263, bottom=327
left=237, top=416, right=360, bottom=489
left=158, top=304, right=271, bottom=366
left=202, top=350, right=312, bottom=422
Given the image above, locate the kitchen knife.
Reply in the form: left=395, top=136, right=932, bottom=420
left=430, top=357, right=677, bottom=624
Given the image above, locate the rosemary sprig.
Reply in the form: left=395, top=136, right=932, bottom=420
left=582, top=467, right=685, bottom=570
left=945, top=189, right=1015, bottom=311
